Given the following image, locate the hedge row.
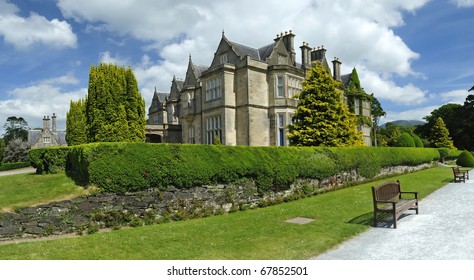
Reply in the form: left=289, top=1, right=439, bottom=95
left=30, top=143, right=441, bottom=194
left=0, top=162, right=31, bottom=171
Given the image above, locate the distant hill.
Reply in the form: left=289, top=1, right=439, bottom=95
left=381, top=120, right=426, bottom=128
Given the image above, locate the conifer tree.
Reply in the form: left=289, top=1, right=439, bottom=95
left=288, top=63, right=363, bottom=146
left=66, top=99, right=87, bottom=146
left=429, top=117, right=455, bottom=149
left=85, top=63, right=146, bottom=143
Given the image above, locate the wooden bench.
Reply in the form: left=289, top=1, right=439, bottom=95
left=372, top=180, right=418, bottom=229
left=452, top=166, right=469, bottom=183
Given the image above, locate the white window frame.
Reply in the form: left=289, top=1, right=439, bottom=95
left=219, top=53, right=228, bottom=64
left=206, top=115, right=222, bottom=144
left=189, top=126, right=195, bottom=144
left=43, top=137, right=51, bottom=144
left=205, top=77, right=222, bottom=101
left=276, top=75, right=284, bottom=97
left=277, top=113, right=285, bottom=146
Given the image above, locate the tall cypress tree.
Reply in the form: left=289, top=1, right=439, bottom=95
left=429, top=117, right=455, bottom=149
left=84, top=63, right=145, bottom=143
left=288, top=63, right=363, bottom=146
left=66, top=99, right=87, bottom=146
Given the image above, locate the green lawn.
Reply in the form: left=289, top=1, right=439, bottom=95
left=0, top=166, right=453, bottom=260
left=0, top=173, right=88, bottom=212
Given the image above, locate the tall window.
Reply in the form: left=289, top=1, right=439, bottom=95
left=354, top=99, right=361, bottom=115
left=206, top=115, right=222, bottom=144
left=277, top=114, right=285, bottom=146
left=206, top=78, right=221, bottom=101
left=189, top=126, right=195, bottom=144
left=276, top=75, right=284, bottom=97
left=288, top=76, right=302, bottom=97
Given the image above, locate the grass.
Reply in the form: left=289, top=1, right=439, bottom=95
left=0, top=166, right=454, bottom=260
left=0, top=172, right=88, bottom=212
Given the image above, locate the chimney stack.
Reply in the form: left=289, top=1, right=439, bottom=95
left=311, top=46, right=327, bottom=63
left=300, top=42, right=312, bottom=70
left=332, top=57, right=342, bottom=81
left=281, top=30, right=296, bottom=65
left=52, top=113, right=57, bottom=133
left=43, top=115, right=50, bottom=132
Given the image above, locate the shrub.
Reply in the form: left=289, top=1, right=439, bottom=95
left=395, top=133, right=415, bottom=147
left=456, top=150, right=474, bottom=167
left=0, top=162, right=30, bottom=171
left=65, top=143, right=440, bottom=194
left=29, top=146, right=70, bottom=174
left=413, top=135, right=424, bottom=148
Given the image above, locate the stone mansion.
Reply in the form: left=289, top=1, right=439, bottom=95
left=146, top=31, right=371, bottom=146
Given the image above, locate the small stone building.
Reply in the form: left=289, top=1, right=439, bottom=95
left=147, top=30, right=372, bottom=146
left=28, top=113, right=67, bottom=149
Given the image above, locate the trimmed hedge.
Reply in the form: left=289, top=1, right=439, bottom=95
left=58, top=143, right=441, bottom=193
left=0, top=162, right=31, bottom=171
left=30, top=143, right=441, bottom=194
left=456, top=150, right=474, bottom=167
left=29, top=146, right=70, bottom=174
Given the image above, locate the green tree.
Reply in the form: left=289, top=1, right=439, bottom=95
left=3, top=138, right=29, bottom=163
left=288, top=63, right=363, bottom=146
left=457, top=95, right=474, bottom=151
left=415, top=103, right=462, bottom=148
left=370, top=94, right=386, bottom=147
left=395, top=132, right=415, bottom=147
left=66, top=99, right=88, bottom=146
left=85, top=63, right=146, bottom=143
left=0, top=138, right=5, bottom=162
left=412, top=135, right=424, bottom=148
left=2, top=116, right=29, bottom=145
left=429, top=117, right=455, bottom=149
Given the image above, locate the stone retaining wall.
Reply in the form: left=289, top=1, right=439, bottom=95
left=0, top=163, right=433, bottom=241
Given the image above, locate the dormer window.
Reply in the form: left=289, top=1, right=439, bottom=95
left=219, top=53, right=228, bottom=64
left=278, top=54, right=287, bottom=65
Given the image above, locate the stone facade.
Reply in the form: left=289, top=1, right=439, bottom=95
left=146, top=31, right=372, bottom=146
left=28, top=113, right=67, bottom=149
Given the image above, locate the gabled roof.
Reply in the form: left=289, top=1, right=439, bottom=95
left=341, top=74, right=351, bottom=87
left=228, top=40, right=261, bottom=60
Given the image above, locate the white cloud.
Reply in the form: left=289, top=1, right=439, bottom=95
left=0, top=75, right=86, bottom=134
left=0, top=0, right=77, bottom=50
left=384, top=106, right=438, bottom=123
left=99, top=51, right=130, bottom=66
left=451, top=0, right=474, bottom=7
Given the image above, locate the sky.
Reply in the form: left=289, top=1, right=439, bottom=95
left=0, top=0, right=474, bottom=135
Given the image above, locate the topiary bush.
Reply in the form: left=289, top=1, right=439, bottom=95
left=413, top=135, right=424, bottom=148
left=395, top=133, right=415, bottom=147
left=456, top=150, right=474, bottom=167
left=29, top=146, right=70, bottom=174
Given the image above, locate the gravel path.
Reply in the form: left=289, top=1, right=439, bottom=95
left=313, top=169, right=474, bottom=260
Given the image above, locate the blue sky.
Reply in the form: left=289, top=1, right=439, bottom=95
left=0, top=0, right=473, bottom=135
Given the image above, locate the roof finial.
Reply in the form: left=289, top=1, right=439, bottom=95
left=222, top=29, right=225, bottom=37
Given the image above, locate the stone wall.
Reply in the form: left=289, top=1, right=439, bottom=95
left=0, top=163, right=433, bottom=241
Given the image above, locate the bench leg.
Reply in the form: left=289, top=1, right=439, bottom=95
left=373, top=211, right=378, bottom=227
left=392, top=210, right=397, bottom=229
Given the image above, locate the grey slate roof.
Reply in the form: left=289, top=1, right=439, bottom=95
left=341, top=74, right=351, bottom=87
left=194, top=64, right=208, bottom=78
left=28, top=130, right=67, bottom=146
left=229, top=40, right=262, bottom=60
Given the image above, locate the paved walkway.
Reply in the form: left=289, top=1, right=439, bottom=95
left=314, top=169, right=474, bottom=260
left=0, top=167, right=36, bottom=177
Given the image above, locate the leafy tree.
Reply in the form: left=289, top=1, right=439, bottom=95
left=457, top=95, right=474, bottom=151
left=395, top=132, right=415, bottom=147
left=288, top=63, right=363, bottom=147
left=3, top=138, right=30, bottom=163
left=2, top=116, right=29, bottom=145
left=66, top=99, right=88, bottom=146
left=0, top=138, right=4, bottom=162
left=85, top=63, right=146, bottom=143
left=415, top=103, right=462, bottom=148
left=428, top=117, right=455, bottom=149
left=370, top=94, right=386, bottom=147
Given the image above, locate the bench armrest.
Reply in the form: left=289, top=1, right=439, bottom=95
left=400, top=191, right=418, bottom=200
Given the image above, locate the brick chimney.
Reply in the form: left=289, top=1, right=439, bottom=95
left=52, top=113, right=57, bottom=133
left=332, top=57, right=342, bottom=81
left=43, top=115, right=50, bottom=132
